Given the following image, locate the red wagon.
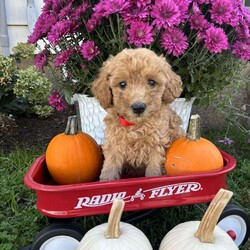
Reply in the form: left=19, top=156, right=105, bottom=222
left=22, top=150, right=250, bottom=250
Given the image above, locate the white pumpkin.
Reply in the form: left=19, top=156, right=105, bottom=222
left=77, top=199, right=153, bottom=250
left=159, top=189, right=238, bottom=250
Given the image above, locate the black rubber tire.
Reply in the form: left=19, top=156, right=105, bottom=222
left=218, top=203, right=250, bottom=246
left=30, top=223, right=85, bottom=250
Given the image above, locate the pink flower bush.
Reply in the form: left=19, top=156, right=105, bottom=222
left=80, top=41, right=100, bottom=61
left=28, top=0, right=250, bottom=104
left=161, top=27, right=188, bottom=56
left=232, top=41, right=250, bottom=61
left=203, top=27, right=229, bottom=53
left=35, top=52, right=47, bottom=70
left=151, top=0, right=181, bottom=28
left=210, top=0, right=233, bottom=25
left=127, top=21, right=154, bottom=46
left=54, top=49, right=74, bottom=67
left=48, top=91, right=66, bottom=111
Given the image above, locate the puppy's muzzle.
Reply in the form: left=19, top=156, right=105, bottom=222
left=131, top=102, right=146, bottom=114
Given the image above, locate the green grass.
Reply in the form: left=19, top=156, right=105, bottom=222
left=0, top=128, right=249, bottom=250
left=0, top=148, right=47, bottom=249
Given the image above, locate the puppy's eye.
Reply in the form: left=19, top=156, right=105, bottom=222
left=119, top=81, right=127, bottom=89
left=148, top=79, right=156, bottom=87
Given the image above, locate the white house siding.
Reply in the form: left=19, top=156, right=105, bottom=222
left=5, top=0, right=30, bottom=52
left=7, top=25, right=30, bottom=52
left=3, top=0, right=43, bottom=54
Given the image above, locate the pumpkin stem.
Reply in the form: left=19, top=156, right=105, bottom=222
left=186, top=114, right=201, bottom=141
left=195, top=188, right=233, bottom=243
left=65, top=115, right=78, bottom=135
left=105, top=199, right=125, bottom=239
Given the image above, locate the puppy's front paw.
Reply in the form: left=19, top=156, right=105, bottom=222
left=145, top=165, right=163, bottom=177
left=99, top=167, right=120, bottom=181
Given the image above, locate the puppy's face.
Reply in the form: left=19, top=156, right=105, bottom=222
left=92, top=48, right=182, bottom=121
left=110, top=62, right=166, bottom=122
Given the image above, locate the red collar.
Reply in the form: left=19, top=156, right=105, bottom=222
left=119, top=116, right=136, bottom=127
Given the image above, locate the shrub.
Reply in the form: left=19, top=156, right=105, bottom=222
left=13, top=66, right=53, bottom=118
left=12, top=42, right=35, bottom=59
left=0, top=54, right=29, bottom=115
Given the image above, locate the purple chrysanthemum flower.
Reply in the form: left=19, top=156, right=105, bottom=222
left=36, top=12, right=57, bottom=34
left=232, top=41, right=250, bottom=61
left=210, top=0, right=233, bottom=25
left=121, top=4, right=149, bottom=25
left=203, top=27, right=228, bottom=53
left=236, top=22, right=250, bottom=41
left=58, top=1, right=73, bottom=19
left=96, top=0, right=130, bottom=17
left=93, top=1, right=109, bottom=17
left=134, top=0, right=151, bottom=8
left=48, top=91, right=67, bottom=111
left=161, top=27, right=188, bottom=56
left=27, top=32, right=41, bottom=44
left=240, top=3, right=250, bottom=25
left=192, top=2, right=201, bottom=14
left=35, top=52, right=47, bottom=70
left=175, top=0, right=191, bottom=23
left=127, top=21, right=154, bottom=47
left=47, top=20, right=73, bottom=46
left=229, top=9, right=240, bottom=27
left=80, top=41, right=100, bottom=61
left=218, top=137, right=234, bottom=145
left=27, top=12, right=57, bottom=43
left=51, top=0, right=61, bottom=13
left=151, top=0, right=181, bottom=29
left=86, top=15, right=102, bottom=32
left=189, top=14, right=209, bottom=31
left=109, top=0, right=131, bottom=13
left=54, top=49, right=74, bottom=67
left=71, top=3, right=90, bottom=20
left=197, top=0, right=210, bottom=3
left=42, top=0, right=52, bottom=11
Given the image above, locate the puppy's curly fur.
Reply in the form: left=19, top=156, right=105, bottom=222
left=92, top=48, right=184, bottom=181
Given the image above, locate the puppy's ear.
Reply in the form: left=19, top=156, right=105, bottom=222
left=162, top=60, right=182, bottom=104
left=91, top=60, right=113, bottom=109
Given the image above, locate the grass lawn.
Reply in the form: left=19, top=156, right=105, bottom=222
left=0, top=128, right=249, bottom=250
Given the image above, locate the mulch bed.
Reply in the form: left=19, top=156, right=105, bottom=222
left=1, top=106, right=75, bottom=153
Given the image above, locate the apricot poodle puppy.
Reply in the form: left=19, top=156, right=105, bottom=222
left=92, top=48, right=184, bottom=181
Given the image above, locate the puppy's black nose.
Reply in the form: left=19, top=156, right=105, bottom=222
left=131, top=102, right=146, bottom=114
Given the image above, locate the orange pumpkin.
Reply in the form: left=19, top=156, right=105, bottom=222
left=46, top=115, right=103, bottom=184
left=164, top=114, right=223, bottom=175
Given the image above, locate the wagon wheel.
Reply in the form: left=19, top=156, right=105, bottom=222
left=30, top=223, right=85, bottom=250
left=217, top=204, right=250, bottom=247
